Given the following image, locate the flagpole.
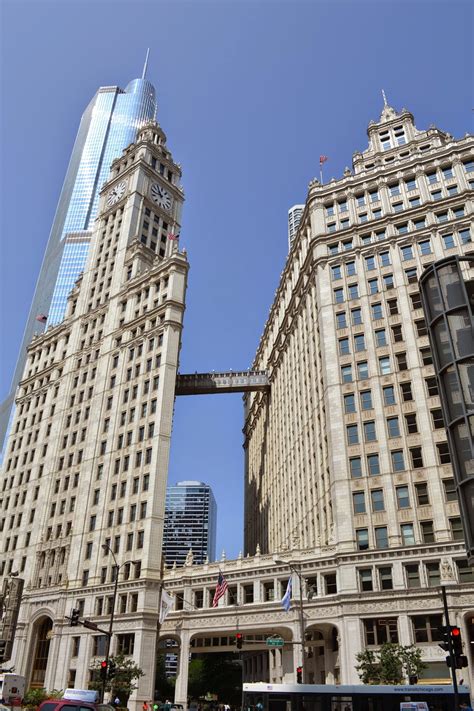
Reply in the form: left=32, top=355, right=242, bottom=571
left=320, top=168, right=323, bottom=184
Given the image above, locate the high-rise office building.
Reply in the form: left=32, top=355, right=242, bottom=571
left=0, top=119, right=188, bottom=696
left=0, top=66, right=157, bottom=455
left=288, top=204, right=304, bottom=249
left=245, top=100, right=473, bottom=560
left=163, top=481, right=217, bottom=566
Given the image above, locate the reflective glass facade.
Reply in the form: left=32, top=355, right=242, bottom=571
left=163, top=481, right=217, bottom=566
left=0, top=76, right=156, bottom=455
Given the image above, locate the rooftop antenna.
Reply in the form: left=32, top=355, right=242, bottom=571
left=142, top=48, right=150, bottom=79
left=382, top=88, right=388, bottom=107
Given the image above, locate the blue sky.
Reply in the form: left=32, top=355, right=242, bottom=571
left=0, top=0, right=472, bottom=560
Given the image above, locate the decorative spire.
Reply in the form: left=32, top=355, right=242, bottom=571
left=382, top=88, right=388, bottom=107
left=142, top=48, right=150, bottom=79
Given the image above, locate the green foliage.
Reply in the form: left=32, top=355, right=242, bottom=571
left=23, top=689, right=63, bottom=708
left=356, top=643, right=427, bottom=685
left=186, top=654, right=242, bottom=705
left=89, top=653, right=144, bottom=705
left=154, top=652, right=175, bottom=700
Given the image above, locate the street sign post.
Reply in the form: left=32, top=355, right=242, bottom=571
left=266, top=636, right=284, bottom=648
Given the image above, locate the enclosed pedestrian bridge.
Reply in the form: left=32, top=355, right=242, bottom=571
left=175, top=370, right=270, bottom=396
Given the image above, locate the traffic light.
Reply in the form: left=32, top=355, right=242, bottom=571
left=438, top=625, right=451, bottom=652
left=450, top=626, right=468, bottom=669
left=0, top=639, right=6, bottom=663
left=100, top=660, right=108, bottom=681
left=108, top=659, right=117, bottom=679
left=296, top=666, right=303, bottom=684
left=236, top=633, right=243, bottom=650
left=70, top=608, right=80, bottom=627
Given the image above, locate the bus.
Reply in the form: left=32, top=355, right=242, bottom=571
left=242, top=681, right=472, bottom=711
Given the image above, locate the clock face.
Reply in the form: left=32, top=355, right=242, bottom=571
left=106, top=181, right=126, bottom=207
left=150, top=182, right=172, bottom=211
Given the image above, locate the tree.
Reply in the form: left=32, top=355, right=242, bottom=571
left=356, top=643, right=427, bottom=685
left=89, top=653, right=144, bottom=706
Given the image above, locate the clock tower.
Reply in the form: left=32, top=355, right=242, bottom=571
left=3, top=120, right=189, bottom=699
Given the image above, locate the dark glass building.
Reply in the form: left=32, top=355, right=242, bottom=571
left=163, top=481, right=217, bottom=566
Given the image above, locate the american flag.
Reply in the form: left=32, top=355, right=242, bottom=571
left=319, top=155, right=328, bottom=165
left=168, top=232, right=180, bottom=241
left=212, top=572, right=228, bottom=607
left=36, top=314, right=48, bottom=323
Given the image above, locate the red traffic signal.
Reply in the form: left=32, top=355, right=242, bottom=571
left=236, top=633, right=243, bottom=650
left=296, top=666, right=303, bottom=684
left=451, top=627, right=460, bottom=637
left=100, top=660, right=108, bottom=680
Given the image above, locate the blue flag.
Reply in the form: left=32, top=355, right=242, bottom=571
left=281, top=577, right=292, bottom=612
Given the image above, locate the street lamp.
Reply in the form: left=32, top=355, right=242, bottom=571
left=274, top=556, right=313, bottom=683
left=100, top=542, right=137, bottom=701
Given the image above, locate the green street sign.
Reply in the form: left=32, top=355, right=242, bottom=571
left=266, top=636, right=284, bottom=647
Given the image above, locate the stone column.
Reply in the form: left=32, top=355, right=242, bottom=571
left=339, top=617, right=363, bottom=684
left=175, top=630, right=191, bottom=708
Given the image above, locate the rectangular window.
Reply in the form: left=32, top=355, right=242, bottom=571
left=336, top=312, right=347, bottom=329
left=375, top=329, right=387, bottom=347
left=334, top=288, right=344, bottom=303
left=353, top=492, right=366, bottom=514
left=431, top=409, right=444, bottom=429
left=426, top=562, right=440, bottom=587
left=379, top=356, right=391, bottom=375
left=348, top=284, right=359, bottom=300
left=459, top=229, right=471, bottom=244
left=413, top=218, right=425, bottom=230
left=431, top=189, right=442, bottom=201
left=455, top=559, right=474, bottom=583
left=368, top=278, right=379, bottom=294
left=436, top=212, right=449, bottom=223
left=346, top=261, right=356, bottom=276
left=391, top=450, right=405, bottom=472
left=380, top=251, right=391, bottom=267
left=410, top=446, right=424, bottom=469
left=449, top=517, right=464, bottom=540
left=324, top=574, right=337, bottom=594
left=412, top=614, right=442, bottom=643
left=387, top=417, right=400, bottom=438
left=405, top=413, right=418, bottom=434
left=442, top=166, right=453, bottom=179
left=343, top=239, right=352, bottom=250
left=375, top=526, right=389, bottom=549
left=396, top=352, right=408, bottom=371
left=371, top=489, right=384, bottom=512
left=356, top=529, right=369, bottom=550
left=370, top=191, right=379, bottom=202
left=443, top=478, right=457, bottom=502
left=364, top=421, right=376, bottom=442
left=401, top=382, right=413, bottom=401
left=436, top=442, right=451, bottom=464
left=379, top=567, right=393, bottom=590
left=339, top=338, right=350, bottom=356
left=401, top=523, right=415, bottom=546
left=360, top=390, right=373, bottom=410
left=344, top=394, right=356, bottom=413
left=365, top=256, right=376, bottom=271
left=406, top=268, right=418, bottom=284
left=371, top=303, right=383, bottom=320
left=427, top=172, right=438, bottom=184
left=383, top=274, right=394, bottom=289
left=383, top=386, right=396, bottom=405
left=349, top=457, right=362, bottom=478
left=351, top=308, right=362, bottom=325
left=401, top=245, right=414, bottom=261
left=421, top=520, right=435, bottom=543
left=418, top=240, right=432, bottom=256
left=346, top=425, right=359, bottom=445
left=443, top=234, right=456, bottom=249
left=354, top=334, right=366, bottom=352
left=332, top=265, right=342, bottom=280
left=396, top=485, right=410, bottom=511
left=357, top=361, right=369, bottom=379
left=364, top=618, right=398, bottom=645
left=328, top=243, right=339, bottom=255
left=387, top=298, right=399, bottom=315
left=359, top=569, right=373, bottom=591
left=405, top=178, right=417, bottom=191
left=341, top=365, right=352, bottom=383
left=367, top=454, right=380, bottom=476
left=405, top=564, right=420, bottom=589
left=409, top=197, right=421, bottom=208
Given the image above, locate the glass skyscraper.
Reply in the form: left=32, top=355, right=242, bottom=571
left=163, top=481, right=217, bottom=566
left=0, top=72, right=157, bottom=453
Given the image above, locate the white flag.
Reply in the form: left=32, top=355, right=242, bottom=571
left=159, top=588, right=174, bottom=623
left=280, top=577, right=292, bottom=612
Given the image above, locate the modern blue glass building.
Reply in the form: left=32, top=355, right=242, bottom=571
left=0, top=71, right=157, bottom=453
left=163, top=481, right=218, bottom=566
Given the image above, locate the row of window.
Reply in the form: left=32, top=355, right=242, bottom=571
left=355, top=517, right=463, bottom=550
left=353, top=480, right=437, bottom=515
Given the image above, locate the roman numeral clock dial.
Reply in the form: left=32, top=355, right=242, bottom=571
left=150, top=182, right=172, bottom=211
left=106, top=180, right=127, bottom=207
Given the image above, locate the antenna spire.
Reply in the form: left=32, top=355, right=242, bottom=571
left=382, top=89, right=388, bottom=107
left=142, top=48, right=150, bottom=79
